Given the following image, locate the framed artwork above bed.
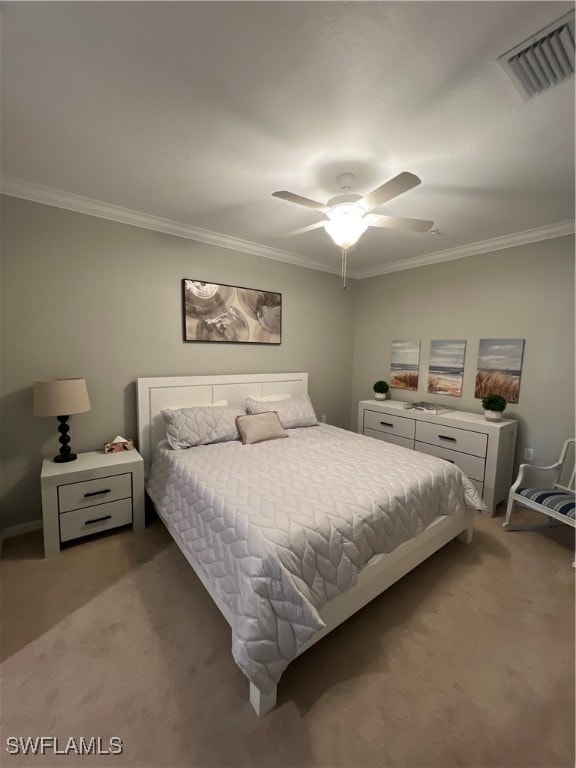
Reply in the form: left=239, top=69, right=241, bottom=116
left=182, top=279, right=282, bottom=344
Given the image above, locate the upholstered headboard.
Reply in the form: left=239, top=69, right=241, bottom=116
left=136, top=372, right=308, bottom=468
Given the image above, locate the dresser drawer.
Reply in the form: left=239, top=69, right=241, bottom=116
left=363, top=410, right=415, bottom=440
left=58, top=472, right=132, bottom=513
left=415, top=441, right=485, bottom=482
left=59, top=498, right=133, bottom=542
left=415, top=421, right=487, bottom=458
left=365, top=428, right=414, bottom=450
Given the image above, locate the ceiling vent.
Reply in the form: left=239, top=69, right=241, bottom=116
left=498, top=9, right=575, bottom=99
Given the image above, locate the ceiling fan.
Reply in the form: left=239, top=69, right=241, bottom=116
left=272, top=171, right=434, bottom=287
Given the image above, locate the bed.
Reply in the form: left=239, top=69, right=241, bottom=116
left=137, top=372, right=483, bottom=715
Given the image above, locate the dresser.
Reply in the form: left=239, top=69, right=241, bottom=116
left=358, top=400, right=517, bottom=515
left=40, top=450, right=145, bottom=557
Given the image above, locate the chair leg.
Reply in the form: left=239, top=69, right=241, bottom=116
left=503, top=494, right=515, bottom=529
left=503, top=499, right=563, bottom=532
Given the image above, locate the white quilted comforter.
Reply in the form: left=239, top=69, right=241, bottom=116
left=146, top=424, right=483, bottom=693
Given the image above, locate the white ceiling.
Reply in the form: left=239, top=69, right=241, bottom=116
left=1, top=1, right=574, bottom=278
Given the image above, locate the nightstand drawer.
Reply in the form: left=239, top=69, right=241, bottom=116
left=415, top=422, right=487, bottom=458
left=365, top=428, right=414, bottom=450
left=415, top=440, right=486, bottom=482
left=59, top=498, right=133, bottom=542
left=58, top=473, right=132, bottom=513
left=363, top=410, right=415, bottom=440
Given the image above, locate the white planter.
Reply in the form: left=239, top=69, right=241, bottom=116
left=484, top=410, right=503, bottom=422
left=374, top=392, right=388, bottom=400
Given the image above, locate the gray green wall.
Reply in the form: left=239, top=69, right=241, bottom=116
left=1, top=196, right=574, bottom=531
left=0, top=196, right=356, bottom=529
left=351, top=235, right=575, bottom=468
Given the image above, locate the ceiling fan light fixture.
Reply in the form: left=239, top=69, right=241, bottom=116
left=324, top=206, right=369, bottom=248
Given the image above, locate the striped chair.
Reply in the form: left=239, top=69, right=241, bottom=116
left=504, top=438, right=575, bottom=531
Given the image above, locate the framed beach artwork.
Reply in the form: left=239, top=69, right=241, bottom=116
left=182, top=280, right=281, bottom=344
left=390, top=340, right=421, bottom=390
left=427, top=340, right=466, bottom=397
left=474, top=338, right=525, bottom=403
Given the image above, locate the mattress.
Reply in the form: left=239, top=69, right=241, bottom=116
left=146, top=423, right=484, bottom=693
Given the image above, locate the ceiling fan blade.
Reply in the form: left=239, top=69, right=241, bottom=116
left=359, top=172, right=422, bottom=211
left=369, top=214, right=434, bottom=233
left=272, top=190, right=330, bottom=212
left=273, top=220, right=326, bottom=238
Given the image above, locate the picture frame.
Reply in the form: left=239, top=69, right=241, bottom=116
left=427, top=339, right=466, bottom=397
left=475, top=338, right=525, bottom=403
left=390, top=340, right=421, bottom=391
left=182, top=280, right=282, bottom=344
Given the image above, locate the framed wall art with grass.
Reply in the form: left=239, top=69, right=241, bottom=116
left=390, top=340, right=421, bottom=391
left=427, top=339, right=466, bottom=397
left=474, top=338, right=525, bottom=403
left=182, top=280, right=282, bottom=344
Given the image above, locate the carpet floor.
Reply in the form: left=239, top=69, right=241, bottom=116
left=1, top=507, right=574, bottom=768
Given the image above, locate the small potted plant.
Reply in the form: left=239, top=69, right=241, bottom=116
left=373, top=380, right=389, bottom=401
left=481, top=393, right=507, bottom=422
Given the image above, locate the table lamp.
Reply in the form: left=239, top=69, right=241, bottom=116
left=33, top=378, right=91, bottom=463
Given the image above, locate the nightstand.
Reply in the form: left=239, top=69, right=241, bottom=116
left=40, top=450, right=145, bottom=557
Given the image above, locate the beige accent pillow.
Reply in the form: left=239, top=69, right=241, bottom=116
left=236, top=412, right=288, bottom=445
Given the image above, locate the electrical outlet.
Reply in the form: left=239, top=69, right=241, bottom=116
left=524, top=448, right=534, bottom=461
left=321, top=414, right=327, bottom=423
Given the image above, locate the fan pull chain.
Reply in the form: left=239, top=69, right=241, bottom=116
left=341, top=247, right=348, bottom=289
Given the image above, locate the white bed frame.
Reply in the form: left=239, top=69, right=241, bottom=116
left=137, top=373, right=475, bottom=715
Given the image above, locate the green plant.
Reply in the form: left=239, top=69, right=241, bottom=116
left=481, top=393, right=507, bottom=412
left=373, top=380, right=389, bottom=394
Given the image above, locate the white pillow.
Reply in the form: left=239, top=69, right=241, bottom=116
left=249, top=394, right=290, bottom=402
left=245, top=395, right=319, bottom=429
left=163, top=399, right=228, bottom=410
left=162, top=404, right=243, bottom=449
left=236, top=412, right=288, bottom=445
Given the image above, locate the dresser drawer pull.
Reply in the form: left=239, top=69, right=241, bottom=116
left=438, top=435, right=457, bottom=443
left=83, top=489, right=111, bottom=498
left=84, top=515, right=112, bottom=525
left=379, top=421, right=394, bottom=428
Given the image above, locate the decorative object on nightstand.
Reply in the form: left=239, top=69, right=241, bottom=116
left=481, top=393, right=507, bottom=422
left=372, top=380, right=389, bottom=400
left=40, top=449, right=145, bottom=557
left=104, top=435, right=134, bottom=453
left=33, top=378, right=91, bottom=462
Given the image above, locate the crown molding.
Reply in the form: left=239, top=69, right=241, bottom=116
left=2, top=177, right=573, bottom=281
left=354, top=220, right=575, bottom=279
left=0, top=177, right=340, bottom=276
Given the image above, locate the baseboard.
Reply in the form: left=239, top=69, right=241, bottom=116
left=0, top=519, right=42, bottom=555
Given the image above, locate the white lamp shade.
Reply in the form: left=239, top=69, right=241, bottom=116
left=33, top=378, right=91, bottom=417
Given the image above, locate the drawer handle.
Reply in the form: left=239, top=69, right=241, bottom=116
left=379, top=421, right=394, bottom=428
left=84, top=489, right=111, bottom=498
left=438, top=435, right=457, bottom=443
left=84, top=515, right=112, bottom=525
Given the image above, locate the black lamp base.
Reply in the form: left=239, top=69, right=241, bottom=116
left=53, top=415, right=78, bottom=463
left=53, top=452, right=78, bottom=463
